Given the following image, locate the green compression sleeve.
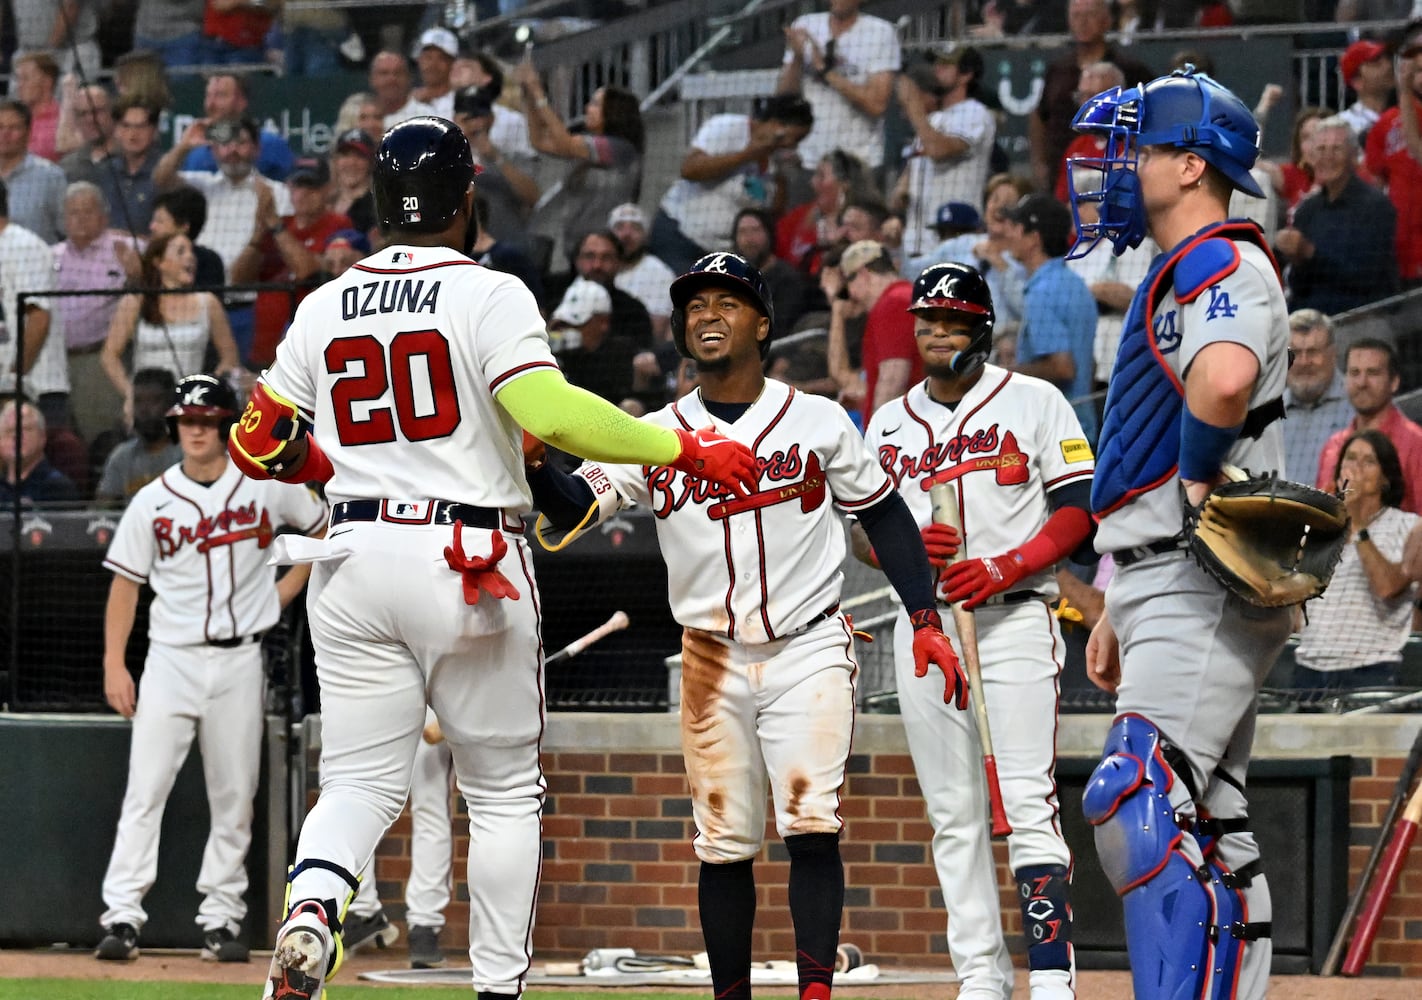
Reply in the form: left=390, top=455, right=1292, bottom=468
left=497, top=368, right=682, bottom=466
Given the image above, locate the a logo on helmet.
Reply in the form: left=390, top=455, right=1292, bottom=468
left=922, top=273, right=965, bottom=301
left=700, top=253, right=734, bottom=274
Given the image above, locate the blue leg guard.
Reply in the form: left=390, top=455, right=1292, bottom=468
left=1196, top=815, right=1272, bottom=1000
left=1083, top=715, right=1212, bottom=1000
left=1015, top=864, right=1073, bottom=972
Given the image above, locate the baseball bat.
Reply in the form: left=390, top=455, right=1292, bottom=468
left=929, top=481, right=1012, bottom=839
left=547, top=610, right=631, bottom=666
left=1341, top=771, right=1422, bottom=975
left=1322, top=722, right=1422, bottom=975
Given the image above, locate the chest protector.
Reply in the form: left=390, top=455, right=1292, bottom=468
left=1092, top=221, right=1278, bottom=515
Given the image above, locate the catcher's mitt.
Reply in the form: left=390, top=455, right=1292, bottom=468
left=1185, top=469, right=1350, bottom=607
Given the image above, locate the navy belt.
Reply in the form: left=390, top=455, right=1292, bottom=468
left=801, top=602, right=841, bottom=630
left=1113, top=535, right=1189, bottom=567
left=330, top=499, right=508, bottom=531
left=207, top=632, right=263, bottom=648
left=942, top=590, right=1044, bottom=608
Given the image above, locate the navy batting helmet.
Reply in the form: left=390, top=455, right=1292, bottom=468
left=669, top=252, right=775, bottom=360
left=1067, top=65, right=1262, bottom=256
left=910, top=262, right=995, bottom=379
left=372, top=116, right=476, bottom=233
left=166, top=373, right=239, bottom=443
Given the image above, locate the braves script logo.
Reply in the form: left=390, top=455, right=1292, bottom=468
left=879, top=423, right=1030, bottom=488
left=644, top=444, right=809, bottom=518
left=153, top=503, right=273, bottom=557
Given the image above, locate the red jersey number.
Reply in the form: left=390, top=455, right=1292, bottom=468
left=326, top=330, right=462, bottom=445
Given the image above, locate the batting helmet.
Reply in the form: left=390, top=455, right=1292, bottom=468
left=909, top=262, right=995, bottom=379
left=669, top=252, right=775, bottom=360
left=166, top=373, right=239, bottom=443
left=372, top=116, right=476, bottom=233
left=1067, top=65, right=1262, bottom=256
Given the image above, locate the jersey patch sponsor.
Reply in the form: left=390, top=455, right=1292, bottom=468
left=1060, top=438, right=1092, bottom=463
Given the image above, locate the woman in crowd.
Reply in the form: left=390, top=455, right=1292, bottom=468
left=513, top=60, right=645, bottom=262
left=971, top=172, right=1032, bottom=354
left=1295, top=429, right=1422, bottom=691
left=100, top=234, right=241, bottom=416
left=1279, top=106, right=1329, bottom=212
left=777, top=148, right=874, bottom=275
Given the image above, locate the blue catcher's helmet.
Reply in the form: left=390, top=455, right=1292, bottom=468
left=1066, top=66, right=1263, bottom=257
left=669, top=252, right=775, bottom=360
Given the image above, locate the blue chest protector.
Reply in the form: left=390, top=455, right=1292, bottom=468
left=1091, top=222, right=1273, bottom=515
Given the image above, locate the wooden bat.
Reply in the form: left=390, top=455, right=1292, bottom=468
left=423, top=612, right=632, bottom=744
left=1341, top=770, right=1422, bottom=975
left=929, top=481, right=1012, bottom=839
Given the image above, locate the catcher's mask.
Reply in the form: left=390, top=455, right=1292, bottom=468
left=908, top=262, right=995, bottom=379
left=1066, top=65, right=1263, bottom=258
left=669, top=252, right=775, bottom=360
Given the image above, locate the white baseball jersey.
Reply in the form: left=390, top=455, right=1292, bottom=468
left=900, top=99, right=997, bottom=257
left=783, top=12, right=901, bottom=169
left=864, top=366, right=1095, bottom=600
left=1065, top=233, right=1159, bottom=383
left=574, top=380, right=894, bottom=643
left=104, top=462, right=328, bottom=645
left=0, top=222, right=68, bottom=396
left=658, top=114, right=771, bottom=249
left=260, top=244, right=558, bottom=509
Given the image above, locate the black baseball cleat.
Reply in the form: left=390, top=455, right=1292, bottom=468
left=407, top=924, right=445, bottom=968
left=201, top=926, right=250, bottom=962
left=341, top=908, right=399, bottom=952
left=95, top=922, right=139, bottom=961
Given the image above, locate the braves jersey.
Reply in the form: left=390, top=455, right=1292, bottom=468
left=1094, top=237, right=1287, bottom=553
left=260, top=244, right=559, bottom=509
left=573, top=381, right=894, bottom=643
left=104, top=463, right=328, bottom=646
left=865, top=366, right=1094, bottom=600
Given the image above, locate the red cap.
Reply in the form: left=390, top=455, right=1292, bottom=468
left=1341, top=40, right=1387, bottom=85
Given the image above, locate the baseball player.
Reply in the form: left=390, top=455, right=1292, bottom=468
left=225, top=117, right=759, bottom=1000
left=857, top=262, right=1095, bottom=1000
left=96, top=374, right=327, bottom=965
left=1067, top=68, right=1291, bottom=1000
left=524, top=252, right=968, bottom=1000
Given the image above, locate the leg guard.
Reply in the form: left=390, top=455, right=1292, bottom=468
left=1015, top=864, right=1073, bottom=973
left=1082, top=715, right=1210, bottom=1000
left=1195, top=778, right=1272, bottom=1000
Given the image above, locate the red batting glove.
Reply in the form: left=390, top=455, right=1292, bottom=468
left=909, top=608, right=968, bottom=709
left=670, top=426, right=759, bottom=497
left=443, top=523, right=521, bottom=605
left=920, top=523, right=962, bottom=568
left=940, top=549, right=1030, bottom=610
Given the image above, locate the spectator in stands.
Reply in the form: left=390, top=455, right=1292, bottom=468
left=0, top=399, right=79, bottom=506
left=113, top=50, right=173, bottom=113
left=904, top=201, right=983, bottom=277
left=1030, top=0, right=1151, bottom=194
left=456, top=51, right=535, bottom=162
left=970, top=0, right=1068, bottom=37
left=56, top=183, right=134, bottom=443
left=838, top=196, right=891, bottom=248
left=777, top=0, right=901, bottom=172
left=319, top=228, right=369, bottom=280
left=200, top=0, right=275, bottom=66
left=1280, top=107, right=1328, bottom=211
left=98, top=98, right=165, bottom=236
left=1295, top=429, right=1422, bottom=691
left=734, top=207, right=813, bottom=340
left=94, top=368, right=181, bottom=505
left=608, top=203, right=676, bottom=345
left=147, top=186, right=226, bottom=290
left=233, top=156, right=352, bottom=366
left=370, top=51, right=437, bottom=130
left=14, top=54, right=61, bottom=163
left=282, top=5, right=349, bottom=77
left=1339, top=39, right=1393, bottom=146
left=972, top=172, right=1031, bottom=352
left=155, top=115, right=293, bottom=362
left=548, top=278, right=639, bottom=409
left=452, top=88, right=540, bottom=251
left=327, top=128, right=377, bottom=240
left=332, top=91, right=383, bottom=140
left=1002, top=193, right=1098, bottom=436
left=180, top=74, right=293, bottom=183
left=10, top=0, right=101, bottom=80
left=547, top=231, right=654, bottom=348
left=515, top=62, right=645, bottom=265
left=1283, top=309, right=1352, bottom=485
left=1276, top=116, right=1398, bottom=315
left=412, top=27, right=460, bottom=120
left=0, top=179, right=69, bottom=429
left=825, top=239, right=917, bottom=420
left=0, top=99, right=67, bottom=243
left=100, top=233, right=241, bottom=409
left=891, top=44, right=996, bottom=260
left=134, top=0, right=207, bottom=73
left=468, top=194, right=544, bottom=305
left=1366, top=18, right=1422, bottom=290
left=1319, top=338, right=1422, bottom=515
left=777, top=148, right=874, bottom=275
left=56, top=83, right=115, bottom=186
left=651, top=94, right=814, bottom=274
left=1054, top=61, right=1125, bottom=204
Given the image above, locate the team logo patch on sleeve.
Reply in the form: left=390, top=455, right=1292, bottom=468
left=1060, top=438, right=1093, bottom=463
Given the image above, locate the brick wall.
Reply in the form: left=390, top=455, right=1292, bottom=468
left=344, top=715, right=1422, bottom=977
